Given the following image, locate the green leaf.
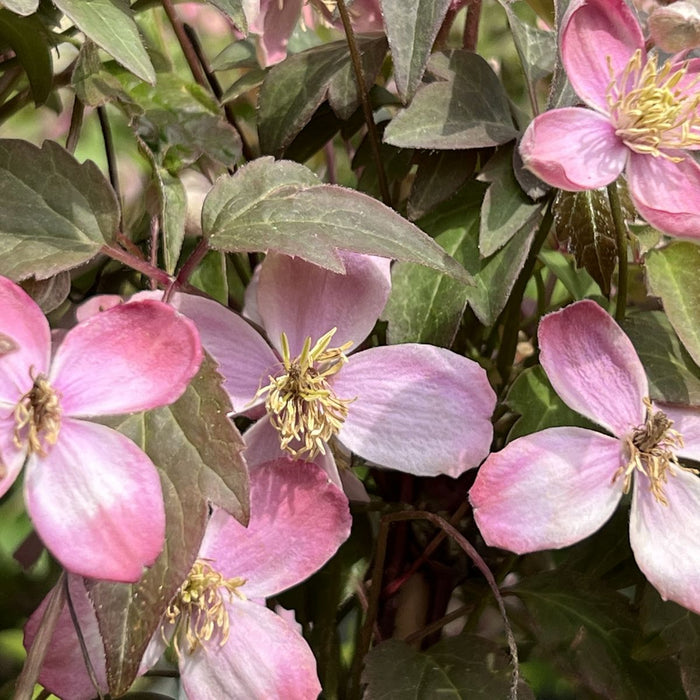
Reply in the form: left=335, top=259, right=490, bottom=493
left=220, top=67, right=266, bottom=103
left=383, top=50, right=518, bottom=149
left=189, top=249, right=228, bottom=305
left=155, top=168, right=186, bottom=274
left=211, top=39, right=258, bottom=71
left=72, top=40, right=138, bottom=108
left=0, top=10, right=52, bottom=105
left=20, top=272, right=70, bottom=313
left=479, top=146, right=542, bottom=257
left=0, top=0, right=38, bottom=15
left=258, top=35, right=388, bottom=156
left=552, top=186, right=634, bottom=297
left=538, top=249, right=602, bottom=300
left=624, top=310, right=700, bottom=404
left=206, top=0, right=246, bottom=33
left=0, top=139, right=119, bottom=280
left=645, top=241, right=700, bottom=368
left=90, top=356, right=249, bottom=696
left=203, top=157, right=471, bottom=281
left=506, top=366, right=598, bottom=441
left=363, top=635, right=532, bottom=698
left=407, top=150, right=476, bottom=221
left=379, top=0, right=451, bottom=102
left=512, top=572, right=684, bottom=700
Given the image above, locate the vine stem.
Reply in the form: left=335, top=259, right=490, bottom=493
left=464, top=0, right=483, bottom=51
left=336, top=0, right=391, bottom=206
left=161, top=0, right=208, bottom=86
left=101, top=243, right=173, bottom=286
left=607, top=180, right=629, bottom=323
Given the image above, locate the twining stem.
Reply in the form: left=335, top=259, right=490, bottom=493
left=14, top=572, right=66, bottom=700
left=353, top=510, right=520, bottom=700
left=496, top=193, right=555, bottom=384
left=607, top=180, right=629, bottom=323
left=65, top=578, right=105, bottom=700
left=101, top=243, right=173, bottom=287
left=336, top=0, right=391, bottom=206
left=464, top=0, right=483, bottom=52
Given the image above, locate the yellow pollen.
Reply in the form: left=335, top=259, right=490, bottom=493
left=613, top=398, right=695, bottom=506
left=256, top=328, right=355, bottom=460
left=165, top=560, right=246, bottom=656
left=606, top=49, right=700, bottom=158
left=13, top=370, right=61, bottom=456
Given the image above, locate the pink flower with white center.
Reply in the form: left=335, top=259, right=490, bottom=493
left=0, top=277, right=202, bottom=582
left=24, top=459, right=351, bottom=700
left=470, top=300, right=700, bottom=614
left=150, top=252, right=496, bottom=489
left=519, top=0, right=700, bottom=238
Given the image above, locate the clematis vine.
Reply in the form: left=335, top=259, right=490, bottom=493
left=147, top=252, right=496, bottom=490
left=0, top=277, right=202, bottom=582
left=24, top=459, right=351, bottom=699
left=519, top=0, right=700, bottom=238
left=470, top=300, right=700, bottom=614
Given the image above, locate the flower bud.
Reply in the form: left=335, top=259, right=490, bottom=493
left=649, top=1, right=700, bottom=52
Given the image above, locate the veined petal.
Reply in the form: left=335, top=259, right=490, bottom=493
left=539, top=300, right=647, bottom=437
left=243, top=417, right=344, bottom=489
left=23, top=575, right=108, bottom=700
left=470, top=427, right=623, bottom=553
left=179, top=600, right=321, bottom=700
left=135, top=291, right=278, bottom=413
left=520, top=109, right=627, bottom=191
left=561, top=0, right=644, bottom=112
left=333, top=345, right=496, bottom=477
left=0, top=276, right=50, bottom=404
left=257, top=252, right=391, bottom=358
left=657, top=403, right=700, bottom=463
left=50, top=300, right=202, bottom=416
left=630, top=468, right=700, bottom=614
left=199, top=460, right=351, bottom=598
left=24, top=418, right=165, bottom=582
left=0, top=413, right=26, bottom=498
left=627, top=152, right=700, bottom=239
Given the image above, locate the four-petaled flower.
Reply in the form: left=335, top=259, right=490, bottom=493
left=149, top=252, right=496, bottom=491
left=470, top=300, right=700, bottom=613
left=0, top=277, right=202, bottom=581
left=24, top=459, right=351, bottom=700
left=520, top=0, right=700, bottom=238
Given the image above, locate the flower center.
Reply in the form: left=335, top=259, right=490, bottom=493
left=606, top=49, right=700, bottom=158
left=613, top=398, right=695, bottom=505
left=13, top=370, right=61, bottom=457
left=256, top=328, right=354, bottom=460
left=165, top=559, right=246, bottom=656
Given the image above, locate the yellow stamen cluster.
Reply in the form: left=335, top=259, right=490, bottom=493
left=606, top=49, right=700, bottom=157
left=613, top=398, right=694, bottom=506
left=257, top=328, right=355, bottom=459
left=13, top=371, right=61, bottom=457
left=165, top=560, right=246, bottom=656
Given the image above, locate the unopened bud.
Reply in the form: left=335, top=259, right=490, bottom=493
left=649, top=1, right=700, bottom=52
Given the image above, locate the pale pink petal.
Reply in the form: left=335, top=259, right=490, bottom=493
left=657, top=403, right=700, bottom=463
left=0, top=413, right=27, bottom=498
left=25, top=418, right=165, bottom=581
left=627, top=152, right=700, bottom=239
left=561, top=0, right=644, bottom=112
left=49, top=300, right=202, bottom=416
left=179, top=600, right=321, bottom=700
left=242, top=265, right=263, bottom=326
left=138, top=291, right=278, bottom=413
left=23, top=575, right=108, bottom=700
left=519, top=109, right=627, bottom=191
left=200, top=459, right=351, bottom=598
left=332, top=345, right=496, bottom=477
left=539, top=300, right=647, bottom=437
left=242, top=417, right=343, bottom=488
left=340, top=468, right=370, bottom=503
left=73, top=294, right=124, bottom=323
left=257, top=252, right=391, bottom=358
left=0, top=276, right=50, bottom=403
left=256, top=0, right=304, bottom=66
left=470, top=427, right=623, bottom=553
left=630, top=468, right=700, bottom=614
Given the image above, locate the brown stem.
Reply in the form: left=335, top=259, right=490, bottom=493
left=336, top=0, right=391, bottom=206
left=164, top=236, right=210, bottom=303
left=161, top=0, right=208, bottom=87
left=101, top=243, right=173, bottom=287
left=463, top=0, right=483, bottom=51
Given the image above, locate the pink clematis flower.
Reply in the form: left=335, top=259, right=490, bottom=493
left=0, top=277, right=202, bottom=582
left=519, top=0, right=700, bottom=238
left=152, top=252, right=496, bottom=490
left=470, top=300, right=700, bottom=613
left=24, top=459, right=351, bottom=700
